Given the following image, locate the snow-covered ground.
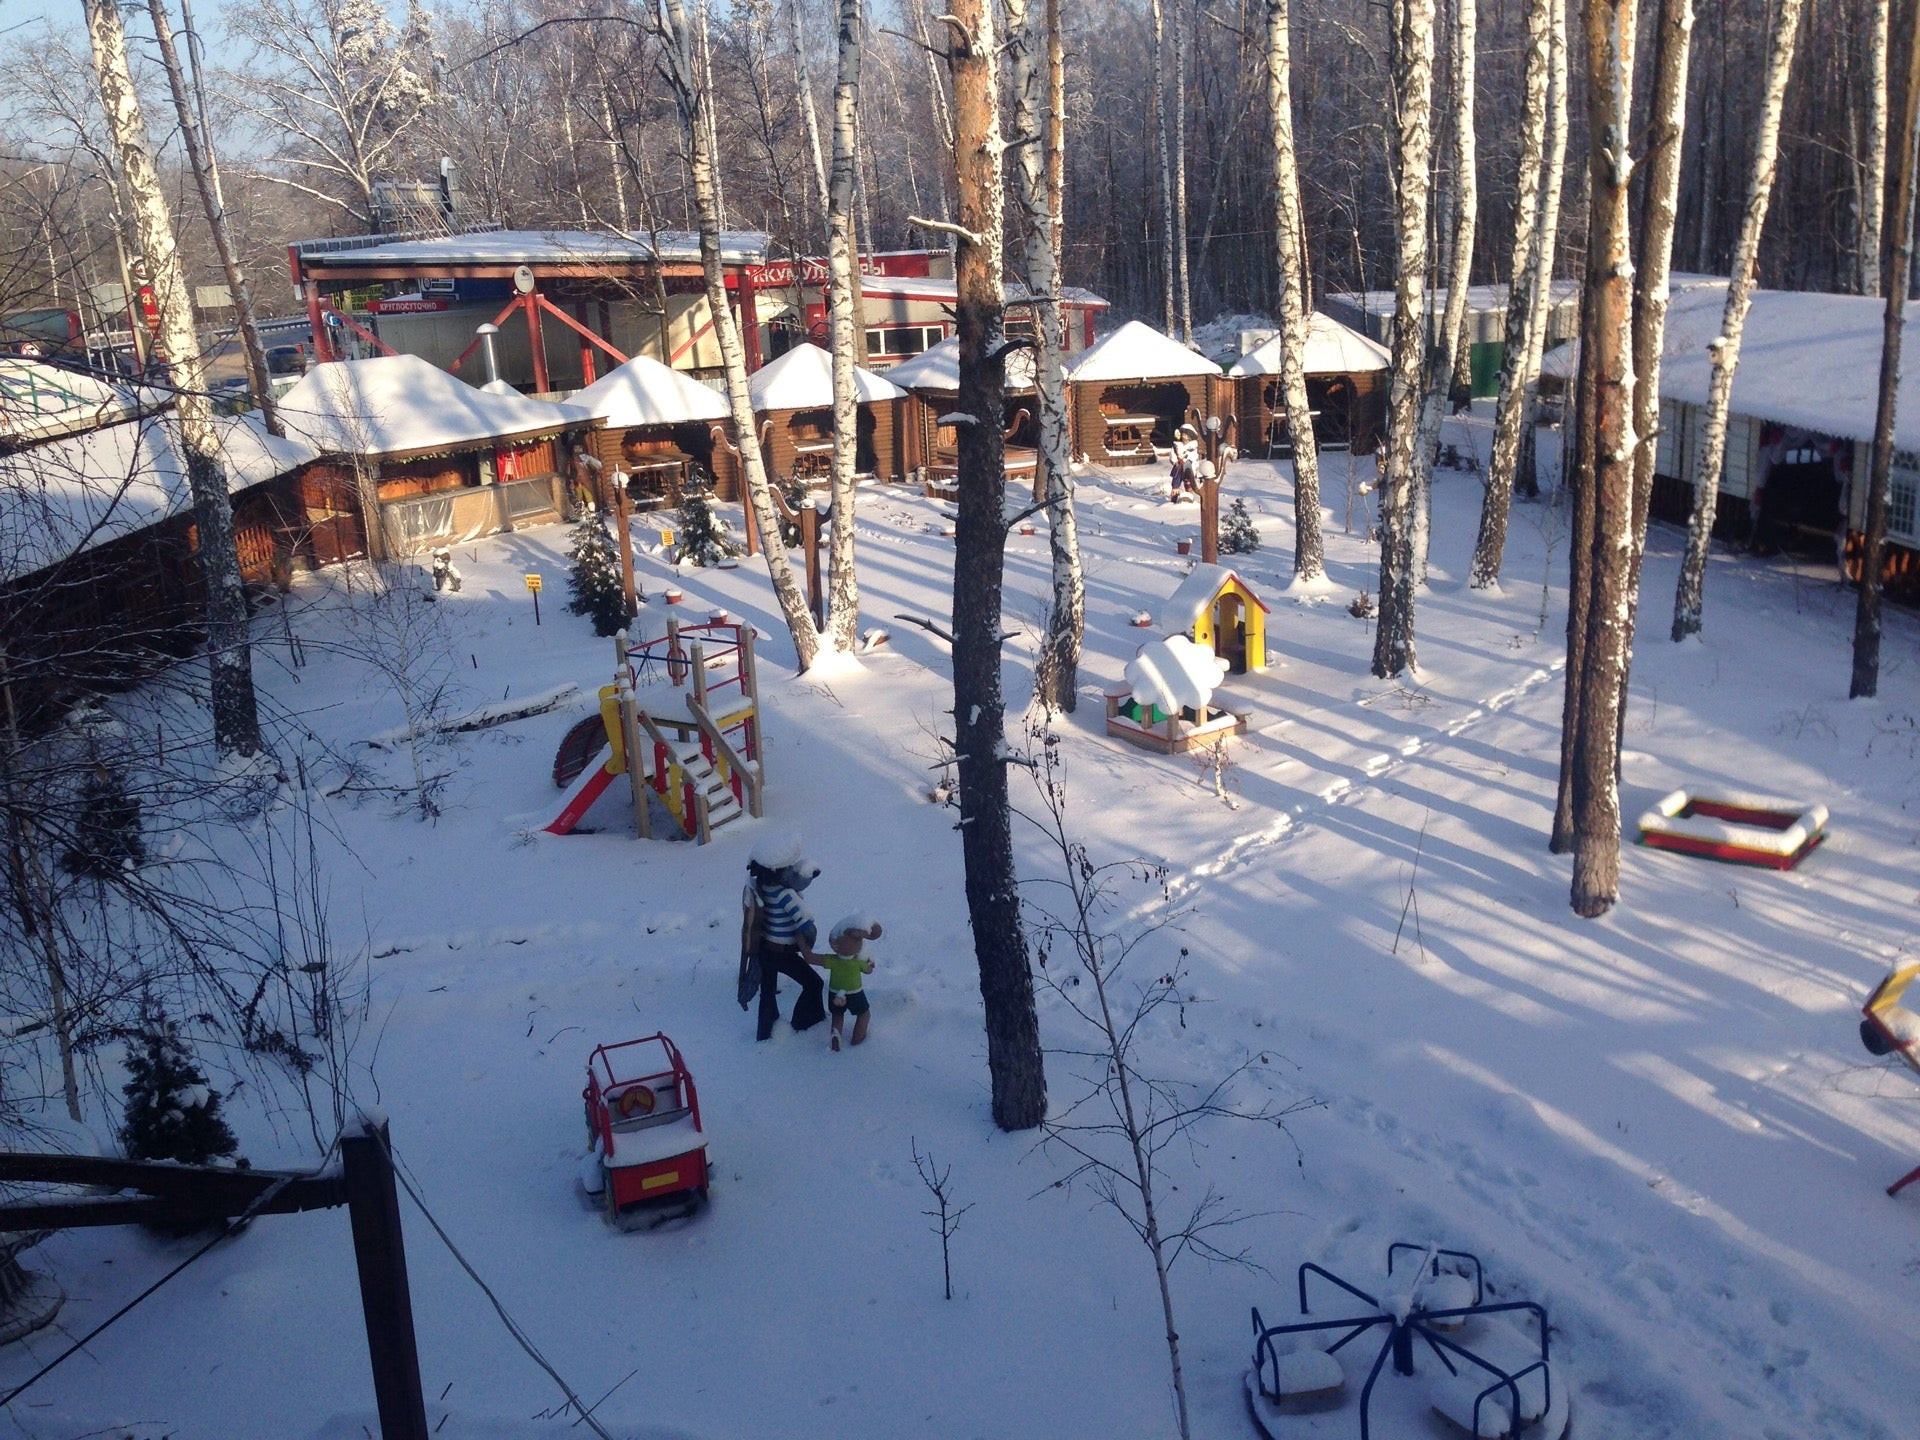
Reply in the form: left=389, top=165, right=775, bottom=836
left=7, top=407, right=1919, bottom=1439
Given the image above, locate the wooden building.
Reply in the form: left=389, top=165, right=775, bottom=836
left=1, top=407, right=313, bottom=726
left=1322, top=280, right=1581, bottom=399
left=1066, top=321, right=1223, bottom=467
left=278, top=355, right=593, bottom=561
left=884, top=335, right=1040, bottom=489
left=732, top=343, right=907, bottom=486
left=570, top=355, right=731, bottom=506
left=1225, top=314, right=1391, bottom=458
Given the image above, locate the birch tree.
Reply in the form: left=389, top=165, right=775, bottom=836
left=1671, top=0, right=1805, bottom=642
left=1565, top=0, right=1639, bottom=919
left=147, top=0, right=280, bottom=435
left=85, top=0, right=263, bottom=759
left=656, top=0, right=822, bottom=670
left=913, top=0, right=1046, bottom=1132
left=1372, top=0, right=1437, bottom=680
left=1858, top=0, right=1891, bottom=297
left=1412, top=0, right=1477, bottom=573
left=1173, top=4, right=1193, bottom=345
left=1152, top=0, right=1175, bottom=334
left=1264, top=0, right=1326, bottom=585
left=791, top=0, right=831, bottom=234
left=1512, top=0, right=1568, bottom=506
left=1467, top=0, right=1550, bottom=590
left=1850, top=0, right=1920, bottom=698
left=824, top=0, right=864, bottom=654
left=1009, top=0, right=1085, bottom=713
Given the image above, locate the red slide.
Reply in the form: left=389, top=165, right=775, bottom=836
left=546, top=764, right=618, bottom=835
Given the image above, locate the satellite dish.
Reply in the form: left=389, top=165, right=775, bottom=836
left=512, top=265, right=536, bottom=295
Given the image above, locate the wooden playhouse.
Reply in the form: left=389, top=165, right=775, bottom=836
left=886, top=335, right=1040, bottom=494
left=570, top=354, right=731, bottom=507
left=1160, top=563, right=1269, bottom=675
left=1226, top=313, right=1391, bottom=458
left=1067, top=320, right=1222, bottom=467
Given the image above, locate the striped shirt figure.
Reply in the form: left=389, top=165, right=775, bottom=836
left=758, top=881, right=817, bottom=951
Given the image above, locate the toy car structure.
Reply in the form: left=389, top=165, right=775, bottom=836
left=581, top=1034, right=709, bottom=1229
left=1245, top=1243, right=1570, bottom=1440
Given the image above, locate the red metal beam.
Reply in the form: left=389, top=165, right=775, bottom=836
left=534, top=292, right=628, bottom=366
left=446, top=294, right=530, bottom=375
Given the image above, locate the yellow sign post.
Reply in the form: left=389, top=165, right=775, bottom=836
left=525, top=573, right=543, bottom=625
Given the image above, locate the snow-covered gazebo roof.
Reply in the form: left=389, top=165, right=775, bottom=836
left=1068, top=321, right=1221, bottom=384
left=570, top=355, right=730, bottom=428
left=747, top=343, right=905, bottom=411
left=279, top=355, right=593, bottom=460
left=1, top=412, right=314, bottom=582
left=1226, top=313, right=1392, bottom=378
left=1158, top=563, right=1269, bottom=634
left=882, top=335, right=1038, bottom=394
left=1125, top=634, right=1229, bottom=715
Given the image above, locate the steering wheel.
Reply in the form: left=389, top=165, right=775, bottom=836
left=615, top=1085, right=656, bottom=1119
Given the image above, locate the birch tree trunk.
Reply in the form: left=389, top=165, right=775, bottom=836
left=1859, top=0, right=1891, bottom=297
left=659, top=0, right=821, bottom=669
left=148, top=0, right=279, bottom=436
left=926, top=0, right=1046, bottom=1132
left=791, top=0, right=832, bottom=239
left=1373, top=0, right=1437, bottom=679
left=600, top=86, right=632, bottom=230
left=1616, top=0, right=1695, bottom=743
left=1551, top=275, right=1599, bottom=853
left=86, top=0, right=262, bottom=759
left=697, top=0, right=727, bottom=225
left=1173, top=6, right=1193, bottom=344
left=1412, top=0, right=1477, bottom=570
left=909, top=0, right=957, bottom=232
left=1152, top=0, right=1176, bottom=334
left=1512, top=0, right=1568, bottom=503
left=1047, top=0, right=1066, bottom=314
left=1467, top=0, right=1550, bottom=590
left=1671, top=0, right=1805, bottom=642
left=1264, top=0, right=1326, bottom=583
left=1010, top=0, right=1085, bottom=713
left=1851, top=1, right=1920, bottom=698
left=824, top=0, right=864, bottom=653
left=1567, top=0, right=1639, bottom=919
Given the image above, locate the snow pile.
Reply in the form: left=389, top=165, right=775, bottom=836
left=746, top=342, right=905, bottom=410
left=1125, top=633, right=1228, bottom=714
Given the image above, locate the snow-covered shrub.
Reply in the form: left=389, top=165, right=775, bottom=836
left=60, top=766, right=145, bottom=877
left=675, top=486, right=741, bottom=567
left=1219, top=498, right=1261, bottom=555
left=120, top=1000, right=240, bottom=1168
left=565, top=516, right=633, bottom=636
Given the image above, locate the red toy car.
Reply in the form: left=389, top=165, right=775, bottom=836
left=582, top=1034, right=710, bottom=1226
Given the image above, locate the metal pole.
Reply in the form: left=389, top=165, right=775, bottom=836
left=340, top=1118, right=429, bottom=1440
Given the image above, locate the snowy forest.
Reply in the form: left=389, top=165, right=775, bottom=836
left=3, top=0, right=1920, bottom=1438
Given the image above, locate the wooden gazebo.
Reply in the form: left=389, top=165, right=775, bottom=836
left=570, top=355, right=731, bottom=507
left=735, top=343, right=907, bottom=485
left=885, top=335, right=1040, bottom=493
left=1067, top=321, right=1222, bottom=467
left=1226, top=313, right=1391, bottom=458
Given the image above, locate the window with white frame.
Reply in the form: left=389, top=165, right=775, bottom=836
left=1891, top=449, right=1919, bottom=542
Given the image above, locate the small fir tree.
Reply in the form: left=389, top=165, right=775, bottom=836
left=120, top=1001, right=240, bottom=1167
left=565, top=515, right=634, bottom=636
left=61, top=766, right=146, bottom=876
left=676, top=485, right=741, bottom=567
left=1219, top=497, right=1262, bottom=555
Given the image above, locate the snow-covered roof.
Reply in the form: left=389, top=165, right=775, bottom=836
left=1159, top=563, right=1269, bottom=633
left=1226, top=313, right=1393, bottom=378
left=570, top=356, right=730, bottom=427
left=882, top=335, right=1038, bottom=394
left=1, top=412, right=314, bottom=582
left=747, top=343, right=905, bottom=411
left=293, top=228, right=770, bottom=269
left=0, top=358, right=165, bottom=444
left=279, top=356, right=593, bottom=459
left=1068, top=321, right=1220, bottom=384
left=1655, top=276, right=1920, bottom=449
left=1539, top=339, right=1579, bottom=380
left=1125, top=634, right=1229, bottom=714
left=1326, top=279, right=1583, bottom=321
